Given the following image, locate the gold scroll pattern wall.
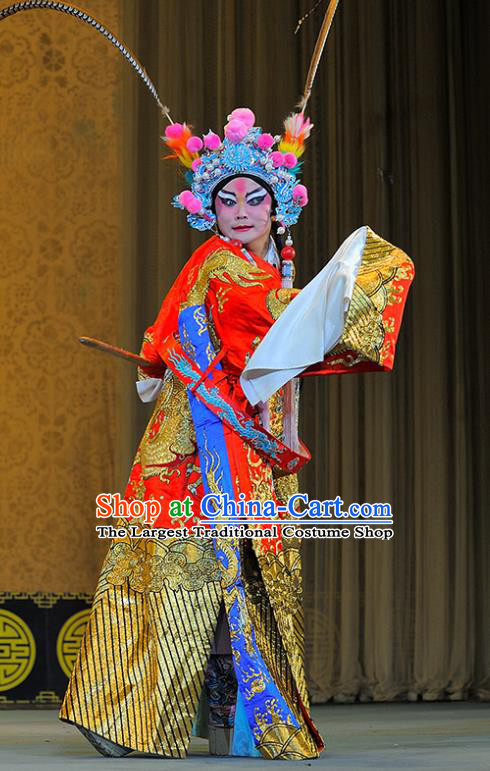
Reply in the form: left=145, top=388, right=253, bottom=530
left=0, top=0, right=123, bottom=592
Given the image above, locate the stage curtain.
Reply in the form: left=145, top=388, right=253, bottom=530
left=120, top=0, right=489, bottom=703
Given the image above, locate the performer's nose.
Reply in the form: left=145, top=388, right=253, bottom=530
left=236, top=200, right=248, bottom=219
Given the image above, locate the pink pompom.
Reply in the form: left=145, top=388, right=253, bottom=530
left=228, top=107, right=255, bottom=129
left=165, top=122, right=184, bottom=139
left=292, top=184, right=308, bottom=206
left=224, top=119, right=248, bottom=143
left=178, top=190, right=194, bottom=207
left=270, top=151, right=285, bottom=168
left=191, top=158, right=202, bottom=172
left=186, top=136, right=203, bottom=153
left=283, top=152, right=298, bottom=168
left=204, top=131, right=221, bottom=150
left=186, top=196, right=202, bottom=214
left=256, top=133, right=275, bottom=150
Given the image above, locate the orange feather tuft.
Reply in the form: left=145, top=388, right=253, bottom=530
left=163, top=123, right=199, bottom=168
left=278, top=113, right=313, bottom=158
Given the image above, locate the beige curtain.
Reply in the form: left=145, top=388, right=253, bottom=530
left=120, top=0, right=489, bottom=703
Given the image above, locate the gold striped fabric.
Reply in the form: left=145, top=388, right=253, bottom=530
left=59, top=560, right=222, bottom=757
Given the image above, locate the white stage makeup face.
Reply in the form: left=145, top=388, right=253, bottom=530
left=215, top=177, right=273, bottom=248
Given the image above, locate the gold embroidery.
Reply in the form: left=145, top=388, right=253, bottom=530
left=258, top=721, right=319, bottom=760
left=126, top=462, right=147, bottom=500
left=268, top=388, right=285, bottom=438
left=242, top=665, right=269, bottom=699
left=394, top=261, right=415, bottom=281
left=332, top=283, right=386, bottom=362
left=266, top=287, right=295, bottom=321
left=62, top=239, right=324, bottom=759
left=139, top=373, right=196, bottom=473
left=215, top=286, right=229, bottom=313
left=180, top=323, right=196, bottom=357
left=202, top=431, right=224, bottom=494
left=323, top=353, right=365, bottom=368
left=104, top=537, right=220, bottom=593
left=252, top=533, right=310, bottom=711
left=329, top=227, right=414, bottom=366
left=193, top=305, right=207, bottom=335
left=137, top=329, right=156, bottom=381
left=206, top=307, right=221, bottom=352
left=244, top=335, right=261, bottom=366
left=387, top=282, right=404, bottom=305
left=215, top=540, right=239, bottom=589
left=245, top=445, right=276, bottom=503
left=384, top=316, right=395, bottom=334
left=380, top=339, right=392, bottom=360
left=185, top=248, right=269, bottom=307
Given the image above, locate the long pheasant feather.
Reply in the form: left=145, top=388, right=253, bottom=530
left=0, top=0, right=172, bottom=123
left=298, top=0, right=340, bottom=114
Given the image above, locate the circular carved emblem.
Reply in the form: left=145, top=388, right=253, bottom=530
left=56, top=610, right=91, bottom=678
left=0, top=610, right=36, bottom=691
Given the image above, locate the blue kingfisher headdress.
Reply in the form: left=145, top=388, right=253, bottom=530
left=163, top=107, right=312, bottom=232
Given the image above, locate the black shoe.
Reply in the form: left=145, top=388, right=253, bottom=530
left=76, top=724, right=133, bottom=757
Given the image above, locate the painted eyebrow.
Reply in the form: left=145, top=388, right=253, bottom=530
left=218, top=187, right=267, bottom=199
left=217, top=190, right=236, bottom=199
left=246, top=188, right=267, bottom=198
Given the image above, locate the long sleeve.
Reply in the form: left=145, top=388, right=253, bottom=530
left=240, top=227, right=366, bottom=405
left=137, top=327, right=168, bottom=381
left=240, top=226, right=415, bottom=404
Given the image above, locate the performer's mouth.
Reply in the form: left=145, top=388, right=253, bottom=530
left=233, top=225, right=253, bottom=232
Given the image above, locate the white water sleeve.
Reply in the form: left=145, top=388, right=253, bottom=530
left=240, top=226, right=367, bottom=406
left=136, top=377, right=165, bottom=403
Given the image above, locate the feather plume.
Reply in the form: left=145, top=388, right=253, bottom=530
left=278, top=113, right=313, bottom=157
left=162, top=124, right=199, bottom=169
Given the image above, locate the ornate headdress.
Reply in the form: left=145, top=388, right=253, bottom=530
left=164, top=108, right=312, bottom=231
